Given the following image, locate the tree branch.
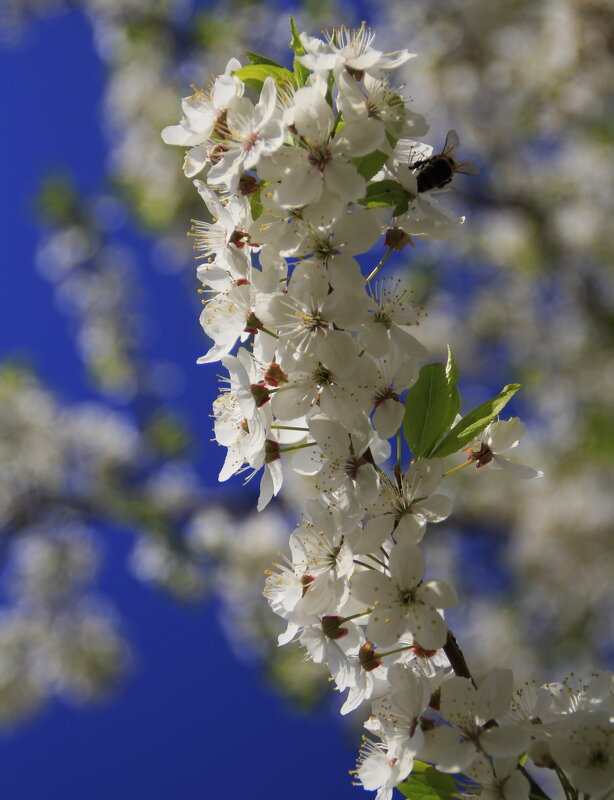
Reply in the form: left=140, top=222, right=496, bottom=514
left=444, top=629, right=553, bottom=800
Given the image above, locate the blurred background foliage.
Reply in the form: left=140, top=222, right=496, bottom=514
left=0, top=0, right=612, bottom=732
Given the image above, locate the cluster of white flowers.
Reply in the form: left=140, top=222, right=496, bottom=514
left=164, top=22, right=614, bottom=800
left=0, top=523, right=128, bottom=727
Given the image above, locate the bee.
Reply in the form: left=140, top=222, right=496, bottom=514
left=410, top=130, right=478, bottom=193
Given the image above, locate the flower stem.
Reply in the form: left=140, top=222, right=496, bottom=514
left=364, top=552, right=388, bottom=570
left=365, top=248, right=393, bottom=283
left=270, top=424, right=309, bottom=431
left=353, top=559, right=376, bottom=571
left=339, top=609, right=372, bottom=624
left=376, top=644, right=415, bottom=659
left=260, top=326, right=279, bottom=339
left=553, top=765, right=576, bottom=800
left=278, top=441, right=317, bottom=454
left=443, top=459, right=472, bottom=477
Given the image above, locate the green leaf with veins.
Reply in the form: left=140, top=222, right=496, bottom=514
left=232, top=64, right=295, bottom=92
left=360, top=179, right=409, bottom=216
left=353, top=151, right=391, bottom=181
left=397, top=762, right=468, bottom=800
left=403, top=363, right=452, bottom=459
left=244, top=51, right=285, bottom=68
left=432, top=383, right=521, bottom=458
left=442, top=345, right=461, bottom=435
left=289, top=16, right=310, bottom=87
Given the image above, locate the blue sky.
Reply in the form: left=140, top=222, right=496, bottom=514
left=0, top=10, right=362, bottom=799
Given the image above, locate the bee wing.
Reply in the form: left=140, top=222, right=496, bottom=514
left=401, top=139, right=433, bottom=167
left=455, top=159, right=480, bottom=176
left=442, top=129, right=460, bottom=155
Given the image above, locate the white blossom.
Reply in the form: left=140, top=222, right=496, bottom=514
left=465, top=418, right=543, bottom=479
left=207, top=77, right=285, bottom=193
left=298, top=24, right=416, bottom=78
left=422, top=670, right=531, bottom=773
left=161, top=57, right=244, bottom=177
left=351, top=540, right=457, bottom=650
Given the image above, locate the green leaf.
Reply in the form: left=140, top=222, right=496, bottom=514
left=232, top=64, right=294, bottom=92
left=443, top=345, right=461, bottom=432
left=392, top=195, right=410, bottom=217
left=384, top=94, right=407, bottom=140
left=397, top=762, right=463, bottom=800
left=360, top=179, right=409, bottom=215
left=403, top=364, right=453, bottom=459
left=385, top=128, right=400, bottom=150
left=248, top=188, right=264, bottom=224
left=244, top=51, right=285, bottom=68
left=360, top=179, right=405, bottom=208
left=432, top=383, right=521, bottom=458
left=326, top=69, right=336, bottom=105
left=353, top=150, right=391, bottom=181
left=445, top=345, right=460, bottom=387
left=289, top=16, right=306, bottom=56
left=289, top=16, right=310, bottom=87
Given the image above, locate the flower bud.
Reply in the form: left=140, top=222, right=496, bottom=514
left=264, top=363, right=288, bottom=387
left=385, top=227, right=414, bottom=251
left=250, top=382, right=271, bottom=407
left=321, top=615, right=349, bottom=640
left=358, top=641, right=382, bottom=672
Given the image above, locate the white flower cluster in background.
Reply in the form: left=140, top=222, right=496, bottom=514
left=0, top=359, right=314, bottom=725
left=164, top=22, right=614, bottom=800
left=0, top=523, right=128, bottom=726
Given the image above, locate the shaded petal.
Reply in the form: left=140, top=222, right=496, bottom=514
left=351, top=569, right=394, bottom=606
left=405, top=605, right=447, bottom=650
left=350, top=515, right=395, bottom=555
left=487, top=418, right=525, bottom=451
left=314, top=330, right=358, bottom=378
left=333, top=207, right=382, bottom=255
left=336, top=118, right=386, bottom=156
left=413, top=493, right=452, bottom=523
left=389, top=541, right=424, bottom=588
left=325, top=159, right=366, bottom=202
left=253, top=76, right=277, bottom=124
left=360, top=322, right=391, bottom=358
left=481, top=726, right=530, bottom=759
left=354, top=463, right=380, bottom=506
left=184, top=145, right=209, bottom=177
left=420, top=580, right=458, bottom=609
left=440, top=677, right=477, bottom=726
left=373, top=400, right=405, bottom=440
left=309, top=414, right=348, bottom=459
left=394, top=515, right=426, bottom=543
left=476, top=668, right=514, bottom=723
left=492, top=454, right=543, bottom=479
left=276, top=164, right=322, bottom=208
left=422, top=727, right=477, bottom=774
left=390, top=325, right=428, bottom=360
left=271, top=380, right=314, bottom=420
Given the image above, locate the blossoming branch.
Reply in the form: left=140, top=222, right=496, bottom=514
left=163, top=21, right=614, bottom=800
